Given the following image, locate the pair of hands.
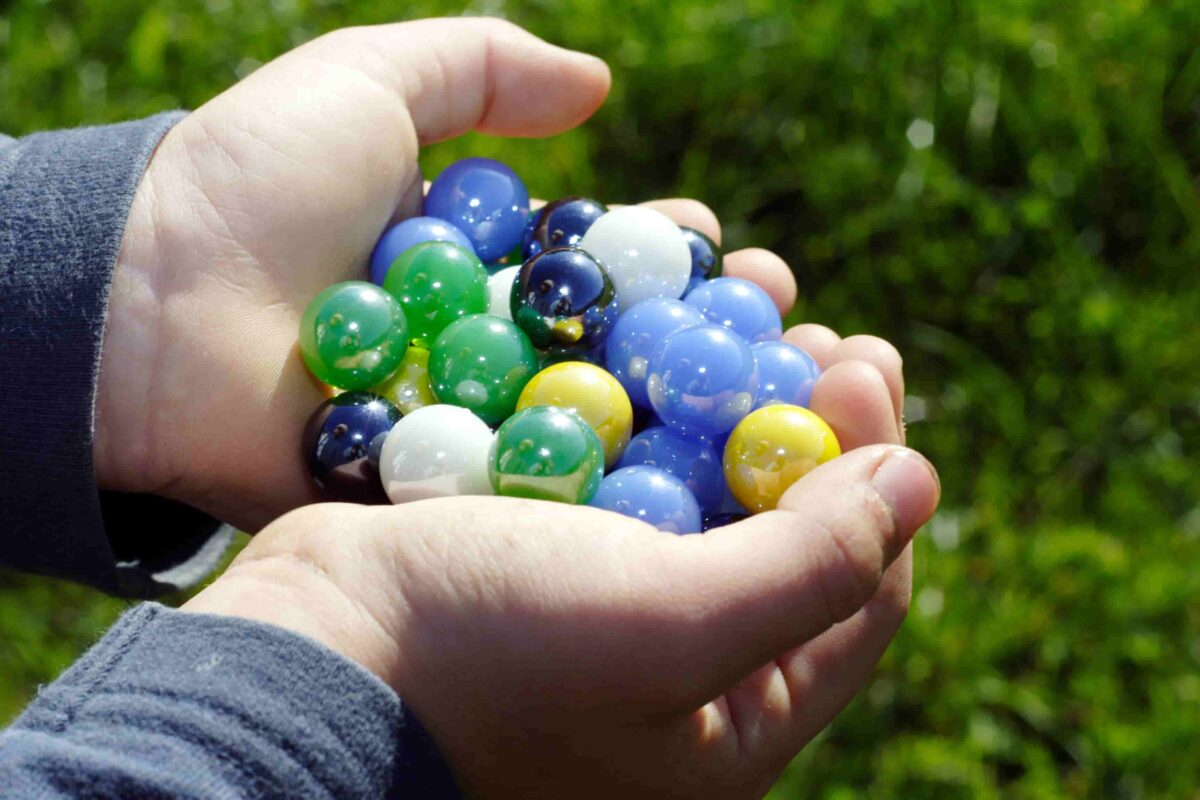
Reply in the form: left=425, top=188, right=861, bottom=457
left=97, top=17, right=940, bottom=798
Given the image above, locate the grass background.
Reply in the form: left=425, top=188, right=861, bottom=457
left=2, top=0, right=1199, bottom=796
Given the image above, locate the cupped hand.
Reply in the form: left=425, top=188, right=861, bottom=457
left=96, top=18, right=614, bottom=529
left=183, top=320, right=937, bottom=799
left=95, top=15, right=943, bottom=797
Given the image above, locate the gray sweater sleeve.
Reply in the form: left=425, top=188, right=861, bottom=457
left=0, top=603, right=461, bottom=799
left=0, top=118, right=461, bottom=797
left=0, top=114, right=233, bottom=597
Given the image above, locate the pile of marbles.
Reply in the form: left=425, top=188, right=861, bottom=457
left=299, top=158, right=838, bottom=534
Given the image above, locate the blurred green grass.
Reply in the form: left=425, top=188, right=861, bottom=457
left=2, top=0, right=1199, bottom=796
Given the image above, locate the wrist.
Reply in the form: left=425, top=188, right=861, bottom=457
left=181, top=517, right=404, bottom=687
left=94, top=137, right=173, bottom=494
left=93, top=114, right=331, bottom=530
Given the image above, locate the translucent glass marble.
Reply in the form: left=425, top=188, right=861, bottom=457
left=522, top=197, right=607, bottom=259
left=301, top=391, right=401, bottom=504
left=577, top=206, right=692, bottom=307
left=751, top=341, right=821, bottom=409
left=680, top=226, right=723, bottom=282
left=370, top=346, right=436, bottom=415
left=379, top=405, right=495, bottom=503
left=684, top=277, right=782, bottom=344
left=604, top=298, right=705, bottom=409
left=511, top=247, right=619, bottom=357
left=647, top=323, right=759, bottom=439
left=370, top=216, right=472, bottom=286
left=701, top=512, right=749, bottom=532
left=382, top=241, right=488, bottom=348
left=424, top=158, right=531, bottom=262
left=618, top=425, right=725, bottom=513
left=723, top=405, right=841, bottom=513
left=299, top=281, right=409, bottom=391
left=428, top=314, right=539, bottom=426
left=489, top=406, right=605, bottom=504
left=589, top=465, right=702, bottom=534
left=516, top=361, right=633, bottom=467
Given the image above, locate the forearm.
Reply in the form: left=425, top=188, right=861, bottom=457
left=0, top=603, right=459, bottom=799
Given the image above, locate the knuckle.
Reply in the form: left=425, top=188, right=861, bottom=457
left=250, top=502, right=362, bottom=552
left=811, top=520, right=875, bottom=622
left=811, top=489, right=894, bottom=622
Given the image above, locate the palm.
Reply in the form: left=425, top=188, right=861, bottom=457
left=97, top=18, right=798, bottom=531
left=202, top=297, right=918, bottom=798
left=113, top=47, right=426, bottom=528
left=97, top=20, right=604, bottom=528
left=230, top=424, right=919, bottom=799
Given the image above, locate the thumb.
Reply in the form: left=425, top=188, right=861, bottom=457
left=669, top=445, right=939, bottom=707
left=312, top=17, right=611, bottom=144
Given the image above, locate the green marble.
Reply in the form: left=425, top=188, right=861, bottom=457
left=382, top=241, right=488, bottom=347
left=488, top=406, right=605, bottom=504
left=298, top=281, right=409, bottom=390
left=428, top=314, right=538, bottom=425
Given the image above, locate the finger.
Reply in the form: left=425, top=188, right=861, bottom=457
left=723, top=248, right=797, bottom=315
left=782, top=324, right=842, bottom=367
left=808, top=360, right=902, bottom=449
left=720, top=545, right=912, bottom=759
left=827, top=336, right=905, bottom=442
left=329, top=18, right=611, bottom=144
left=637, top=198, right=722, bottom=245
left=672, top=444, right=938, bottom=707
left=771, top=544, right=912, bottom=750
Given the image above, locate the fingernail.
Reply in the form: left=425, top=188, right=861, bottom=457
left=871, top=448, right=940, bottom=540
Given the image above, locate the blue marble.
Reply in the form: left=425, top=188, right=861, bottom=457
left=604, top=297, right=705, bottom=409
left=618, top=426, right=725, bottom=513
left=369, top=216, right=472, bottom=285
left=646, top=323, right=759, bottom=439
left=684, top=276, right=782, bottom=344
left=684, top=275, right=709, bottom=297
left=522, top=197, right=607, bottom=259
left=751, top=340, right=822, bottom=409
left=589, top=465, right=702, bottom=534
left=424, top=158, right=531, bottom=262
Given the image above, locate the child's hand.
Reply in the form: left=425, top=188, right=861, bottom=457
left=183, top=326, right=936, bottom=799
left=95, top=17, right=803, bottom=531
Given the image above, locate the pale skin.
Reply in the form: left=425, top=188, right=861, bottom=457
left=94, top=17, right=941, bottom=799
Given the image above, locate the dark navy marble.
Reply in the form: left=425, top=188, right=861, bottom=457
left=680, top=226, right=723, bottom=281
left=302, top=392, right=401, bottom=504
left=522, top=197, right=607, bottom=259
left=701, top=512, right=750, bottom=532
left=511, top=247, right=619, bottom=356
